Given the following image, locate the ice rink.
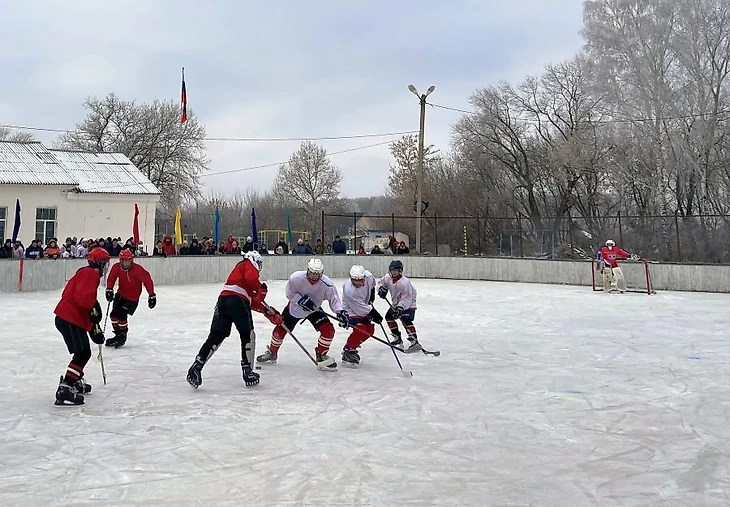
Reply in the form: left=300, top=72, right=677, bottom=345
left=1, top=279, right=729, bottom=507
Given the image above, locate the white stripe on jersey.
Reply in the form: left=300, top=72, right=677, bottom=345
left=342, top=271, right=376, bottom=317
left=377, top=273, right=417, bottom=309
left=286, top=270, right=343, bottom=319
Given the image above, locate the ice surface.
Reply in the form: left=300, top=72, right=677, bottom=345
left=1, top=280, right=729, bottom=506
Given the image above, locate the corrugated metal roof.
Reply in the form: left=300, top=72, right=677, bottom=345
left=0, top=141, right=78, bottom=185
left=0, top=141, right=160, bottom=195
left=50, top=150, right=160, bottom=195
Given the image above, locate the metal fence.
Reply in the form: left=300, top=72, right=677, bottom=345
left=154, top=209, right=730, bottom=263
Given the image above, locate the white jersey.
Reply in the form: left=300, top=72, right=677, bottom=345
left=378, top=273, right=417, bottom=310
left=286, top=270, right=343, bottom=319
left=342, top=270, right=377, bottom=318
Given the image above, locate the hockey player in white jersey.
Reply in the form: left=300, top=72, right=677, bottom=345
left=340, top=265, right=383, bottom=368
left=377, top=259, right=421, bottom=353
left=256, top=258, right=348, bottom=370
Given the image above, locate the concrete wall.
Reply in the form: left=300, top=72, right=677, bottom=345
left=0, top=185, right=158, bottom=249
left=2, top=255, right=730, bottom=294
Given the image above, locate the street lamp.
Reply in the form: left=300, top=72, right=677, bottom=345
left=408, top=83, right=435, bottom=255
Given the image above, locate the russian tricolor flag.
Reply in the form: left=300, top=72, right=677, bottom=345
left=181, top=67, right=188, bottom=124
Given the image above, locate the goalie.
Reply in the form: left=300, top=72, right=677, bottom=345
left=597, top=239, right=638, bottom=293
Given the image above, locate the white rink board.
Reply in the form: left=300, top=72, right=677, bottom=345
left=0, top=280, right=728, bottom=506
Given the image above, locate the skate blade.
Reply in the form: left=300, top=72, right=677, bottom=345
left=403, top=346, right=422, bottom=354
left=341, top=362, right=359, bottom=369
left=317, top=365, right=338, bottom=372
left=54, top=399, right=84, bottom=406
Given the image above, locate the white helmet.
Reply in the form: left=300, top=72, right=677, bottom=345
left=243, top=250, right=262, bottom=270
left=307, top=258, right=324, bottom=274
left=606, top=239, right=615, bottom=247
left=349, top=265, right=366, bottom=279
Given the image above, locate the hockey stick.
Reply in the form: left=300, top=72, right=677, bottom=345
left=96, top=300, right=112, bottom=386
left=319, top=309, right=440, bottom=358
left=378, top=297, right=441, bottom=357
left=260, top=302, right=323, bottom=369
left=378, top=321, right=412, bottom=377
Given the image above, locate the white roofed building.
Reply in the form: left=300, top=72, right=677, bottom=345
left=0, top=141, right=160, bottom=249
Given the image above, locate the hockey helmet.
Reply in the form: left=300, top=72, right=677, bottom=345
left=306, top=258, right=324, bottom=283
left=606, top=239, right=615, bottom=247
left=388, top=260, right=403, bottom=272
left=349, top=265, right=366, bottom=279
left=244, top=250, right=263, bottom=270
left=87, top=247, right=111, bottom=271
left=119, top=248, right=134, bottom=270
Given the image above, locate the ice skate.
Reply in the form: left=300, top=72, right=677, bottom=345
left=105, top=331, right=127, bottom=348
left=316, top=349, right=337, bottom=371
left=256, top=346, right=277, bottom=364
left=72, top=373, right=92, bottom=394
left=241, top=362, right=260, bottom=387
left=186, top=357, right=204, bottom=388
left=390, top=334, right=403, bottom=347
left=404, top=338, right=422, bottom=354
left=54, top=376, right=84, bottom=406
left=341, top=346, right=360, bottom=368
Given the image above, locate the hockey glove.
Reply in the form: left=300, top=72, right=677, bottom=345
left=297, top=295, right=316, bottom=312
left=264, top=305, right=284, bottom=326
left=259, top=283, right=268, bottom=299
left=629, top=253, right=640, bottom=260
left=105, top=289, right=114, bottom=302
left=148, top=294, right=157, bottom=309
left=377, top=286, right=388, bottom=299
left=368, top=308, right=383, bottom=324
left=90, top=324, right=105, bottom=345
left=391, top=306, right=404, bottom=319
left=336, top=309, right=350, bottom=328
left=90, top=301, right=103, bottom=324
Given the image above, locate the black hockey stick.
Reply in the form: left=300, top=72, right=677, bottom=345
left=378, top=321, right=413, bottom=377
left=320, top=309, right=440, bottom=358
left=261, top=302, right=331, bottom=370
left=379, top=297, right=441, bottom=357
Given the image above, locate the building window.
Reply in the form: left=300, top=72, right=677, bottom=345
left=0, top=207, right=6, bottom=241
left=35, top=207, right=57, bottom=245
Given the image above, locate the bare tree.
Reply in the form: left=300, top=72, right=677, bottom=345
left=0, top=126, right=34, bottom=142
left=56, top=93, right=209, bottom=209
left=387, top=134, right=440, bottom=212
left=273, top=141, right=343, bottom=235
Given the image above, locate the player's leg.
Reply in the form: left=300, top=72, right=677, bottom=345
left=257, top=305, right=298, bottom=363
left=229, top=299, right=260, bottom=386
left=54, top=316, right=92, bottom=405
left=187, top=297, right=233, bottom=388
left=384, top=307, right=403, bottom=345
left=613, top=266, right=627, bottom=293
left=400, top=310, right=421, bottom=354
left=310, top=311, right=337, bottom=370
left=342, top=321, right=373, bottom=368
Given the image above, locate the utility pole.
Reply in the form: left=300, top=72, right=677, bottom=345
left=408, top=84, right=435, bottom=255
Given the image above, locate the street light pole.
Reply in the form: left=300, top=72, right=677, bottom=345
left=408, top=84, right=435, bottom=255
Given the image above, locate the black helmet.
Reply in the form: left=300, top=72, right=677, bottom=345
left=388, top=260, right=403, bottom=272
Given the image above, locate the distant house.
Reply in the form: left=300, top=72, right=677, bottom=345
left=350, top=215, right=410, bottom=253
left=0, top=141, right=160, bottom=248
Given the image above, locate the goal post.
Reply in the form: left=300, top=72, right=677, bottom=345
left=591, top=257, right=656, bottom=295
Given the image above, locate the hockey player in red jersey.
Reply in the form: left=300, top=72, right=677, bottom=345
left=53, top=247, right=111, bottom=405
left=186, top=250, right=283, bottom=388
left=255, top=258, right=348, bottom=371
left=104, top=249, right=156, bottom=348
left=340, top=265, right=382, bottom=368
left=597, top=239, right=634, bottom=293
left=377, top=259, right=421, bottom=353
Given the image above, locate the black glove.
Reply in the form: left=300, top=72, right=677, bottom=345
left=369, top=308, right=383, bottom=324
left=148, top=294, right=157, bottom=309
left=336, top=309, right=350, bottom=328
left=90, top=301, right=103, bottom=324
left=298, top=295, right=316, bottom=312
left=392, top=306, right=403, bottom=319
left=105, top=289, right=114, bottom=302
left=90, top=324, right=105, bottom=344
left=377, top=286, right=388, bottom=299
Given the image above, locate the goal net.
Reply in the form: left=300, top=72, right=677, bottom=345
left=591, top=258, right=656, bottom=295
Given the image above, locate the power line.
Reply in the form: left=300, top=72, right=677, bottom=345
left=0, top=123, right=416, bottom=142
left=203, top=139, right=395, bottom=177
left=427, top=102, right=730, bottom=124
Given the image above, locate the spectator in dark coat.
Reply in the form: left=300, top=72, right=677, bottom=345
left=274, top=237, right=289, bottom=255
left=242, top=236, right=255, bottom=253
left=370, top=244, right=385, bottom=255
left=107, top=238, right=123, bottom=257
left=332, top=235, right=347, bottom=254
left=25, top=239, right=44, bottom=259
left=179, top=240, right=191, bottom=255
left=396, top=241, right=410, bottom=255
left=189, top=239, right=203, bottom=255
left=293, top=238, right=313, bottom=255
left=0, top=239, right=12, bottom=258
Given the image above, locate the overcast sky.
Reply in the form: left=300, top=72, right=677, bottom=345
left=0, top=0, right=585, bottom=198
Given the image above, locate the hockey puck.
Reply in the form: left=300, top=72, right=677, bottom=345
left=255, top=366, right=262, bottom=370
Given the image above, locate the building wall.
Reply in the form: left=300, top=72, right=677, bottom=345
left=0, top=185, right=158, bottom=248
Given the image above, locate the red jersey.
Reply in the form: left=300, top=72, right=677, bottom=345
left=220, top=259, right=266, bottom=310
left=106, top=262, right=155, bottom=302
left=598, top=246, right=630, bottom=269
left=54, top=266, right=102, bottom=331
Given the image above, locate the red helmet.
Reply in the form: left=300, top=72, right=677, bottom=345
left=87, top=247, right=111, bottom=269
left=119, top=249, right=134, bottom=260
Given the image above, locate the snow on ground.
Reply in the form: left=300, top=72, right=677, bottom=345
left=0, top=279, right=729, bottom=506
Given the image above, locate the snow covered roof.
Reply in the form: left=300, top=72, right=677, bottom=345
left=0, top=141, right=160, bottom=195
